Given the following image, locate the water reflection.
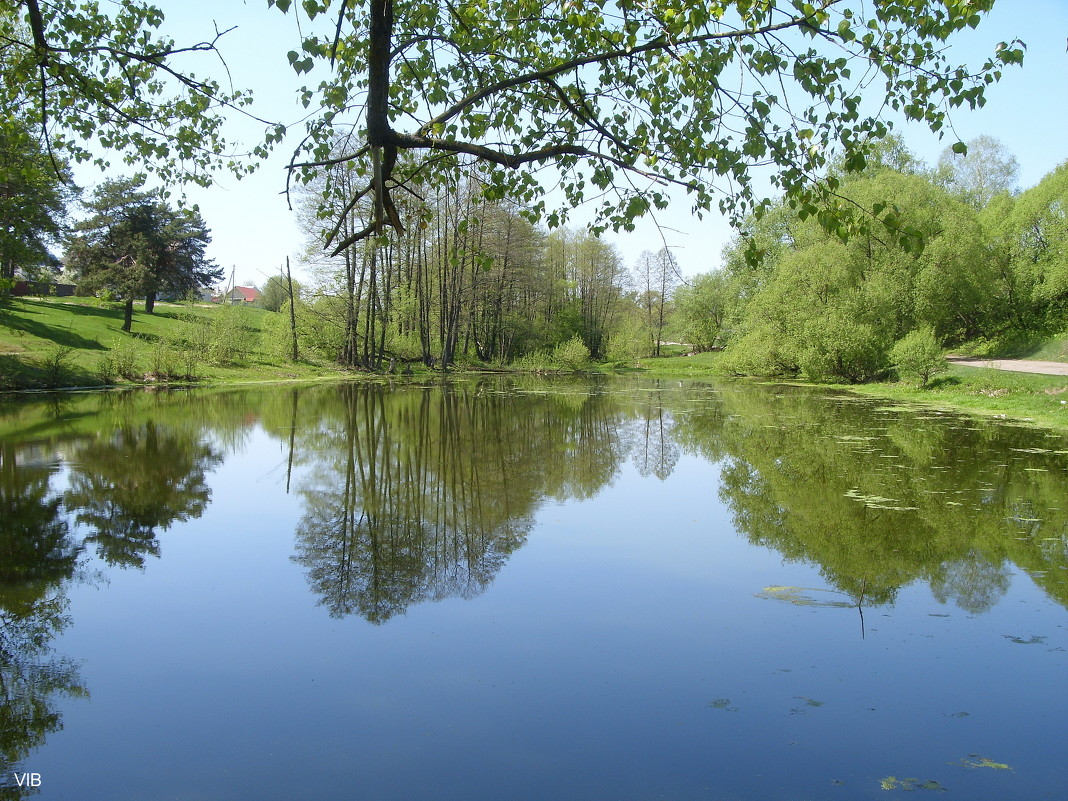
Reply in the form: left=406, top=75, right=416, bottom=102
left=291, top=382, right=633, bottom=621
left=674, top=389, right=1068, bottom=613
left=0, top=443, right=85, bottom=799
left=1, top=381, right=1066, bottom=625
left=0, top=379, right=1066, bottom=792
left=64, top=422, right=223, bottom=568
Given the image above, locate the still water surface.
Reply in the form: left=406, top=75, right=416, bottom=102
left=1, top=378, right=1065, bottom=800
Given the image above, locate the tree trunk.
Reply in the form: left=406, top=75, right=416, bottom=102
left=286, top=257, right=299, bottom=362
left=122, top=298, right=134, bottom=332
left=145, top=291, right=156, bottom=314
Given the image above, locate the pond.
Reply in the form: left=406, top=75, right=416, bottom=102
left=1, top=377, right=1065, bottom=800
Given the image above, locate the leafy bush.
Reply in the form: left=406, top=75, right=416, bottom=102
left=177, top=307, right=260, bottom=367
left=720, top=325, right=801, bottom=377
left=512, top=350, right=553, bottom=371
left=147, top=338, right=194, bottom=380
left=891, top=327, right=947, bottom=386
left=551, top=335, right=591, bottom=371
left=606, top=315, right=651, bottom=366
left=111, top=338, right=141, bottom=380
left=0, top=354, right=24, bottom=389
left=800, top=313, right=887, bottom=383
left=40, top=345, right=76, bottom=388
left=96, top=352, right=117, bottom=385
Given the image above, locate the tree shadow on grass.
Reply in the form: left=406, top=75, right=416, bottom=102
left=1, top=300, right=113, bottom=350
left=1, top=315, right=106, bottom=351
left=927, top=376, right=962, bottom=389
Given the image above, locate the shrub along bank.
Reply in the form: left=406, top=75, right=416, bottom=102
left=3, top=297, right=1066, bottom=432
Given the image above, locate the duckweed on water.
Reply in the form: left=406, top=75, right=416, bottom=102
left=755, top=586, right=855, bottom=608
left=880, top=777, right=947, bottom=791
left=706, top=698, right=737, bottom=711
left=957, top=754, right=1012, bottom=770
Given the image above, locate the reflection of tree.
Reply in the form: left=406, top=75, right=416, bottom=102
left=0, top=443, right=79, bottom=589
left=0, top=444, right=85, bottom=799
left=63, top=422, right=222, bottom=568
left=633, top=401, right=680, bottom=480
left=292, top=381, right=631, bottom=622
left=0, top=592, right=86, bottom=801
left=667, top=385, right=1068, bottom=615
left=930, top=552, right=1012, bottom=614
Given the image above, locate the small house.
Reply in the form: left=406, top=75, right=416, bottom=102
left=225, top=286, right=262, bottom=305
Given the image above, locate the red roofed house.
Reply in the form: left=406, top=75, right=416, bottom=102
left=224, top=286, right=261, bottom=305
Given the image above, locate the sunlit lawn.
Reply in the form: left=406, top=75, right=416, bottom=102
left=0, top=297, right=338, bottom=389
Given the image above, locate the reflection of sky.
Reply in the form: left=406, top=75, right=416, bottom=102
left=28, top=420, right=1067, bottom=801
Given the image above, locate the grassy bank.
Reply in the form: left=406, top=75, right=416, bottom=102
left=0, top=296, right=347, bottom=390
left=620, top=349, right=1068, bottom=430
left=4, top=298, right=1067, bottom=430
left=844, top=365, right=1068, bottom=430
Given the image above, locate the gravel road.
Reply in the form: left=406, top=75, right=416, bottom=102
left=947, top=357, right=1068, bottom=376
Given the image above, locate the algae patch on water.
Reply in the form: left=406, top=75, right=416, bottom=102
left=755, top=586, right=854, bottom=608
left=957, top=754, right=1012, bottom=770
left=1003, top=634, right=1047, bottom=645
left=706, top=698, right=737, bottom=711
left=844, top=488, right=918, bottom=511
left=880, top=776, right=947, bottom=791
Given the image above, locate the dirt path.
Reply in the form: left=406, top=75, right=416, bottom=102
left=947, top=357, right=1068, bottom=376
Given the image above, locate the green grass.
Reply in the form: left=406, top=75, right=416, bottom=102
left=1, top=297, right=198, bottom=355
left=956, top=331, right=1068, bottom=363
left=5, top=299, right=1067, bottom=430
left=605, top=348, right=1068, bottom=430
left=1010, top=335, right=1068, bottom=363
left=599, top=349, right=727, bottom=376
left=842, top=365, right=1068, bottom=430
left=0, top=297, right=342, bottom=390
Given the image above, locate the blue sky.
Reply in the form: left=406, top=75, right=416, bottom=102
left=71, top=1, right=1068, bottom=285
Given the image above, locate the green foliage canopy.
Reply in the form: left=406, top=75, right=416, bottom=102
left=722, top=163, right=993, bottom=381
left=0, top=0, right=254, bottom=185
left=274, top=0, right=1024, bottom=249
left=65, top=176, right=220, bottom=329
left=0, top=116, right=74, bottom=285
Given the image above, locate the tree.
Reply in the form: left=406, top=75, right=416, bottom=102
left=722, top=158, right=993, bottom=382
left=65, top=176, right=220, bottom=331
left=936, top=134, right=1020, bottom=209
left=632, top=248, right=679, bottom=356
left=2, top=2, right=1025, bottom=263
left=274, top=0, right=1023, bottom=252
left=148, top=204, right=220, bottom=311
left=673, top=271, right=736, bottom=352
left=0, top=0, right=254, bottom=186
left=260, top=274, right=302, bottom=313
left=0, top=116, right=74, bottom=292
left=890, top=326, right=947, bottom=387
left=63, top=422, right=222, bottom=568
left=1008, top=162, right=1068, bottom=314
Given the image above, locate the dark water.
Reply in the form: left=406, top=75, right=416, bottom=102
left=1, top=378, right=1065, bottom=800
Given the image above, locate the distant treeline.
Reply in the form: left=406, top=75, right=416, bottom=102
left=285, top=136, right=1066, bottom=379
left=673, top=136, right=1068, bottom=382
